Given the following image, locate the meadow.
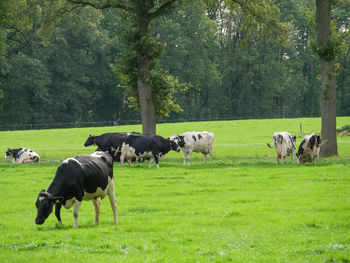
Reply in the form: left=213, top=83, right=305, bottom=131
left=0, top=117, right=349, bottom=262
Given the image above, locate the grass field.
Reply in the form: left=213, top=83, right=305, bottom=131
left=0, top=117, right=349, bottom=262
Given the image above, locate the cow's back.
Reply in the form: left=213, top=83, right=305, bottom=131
left=124, top=134, right=156, bottom=154
left=273, top=132, right=292, bottom=146
left=14, top=148, right=40, bottom=163
left=183, top=131, right=214, bottom=152
left=51, top=152, right=113, bottom=200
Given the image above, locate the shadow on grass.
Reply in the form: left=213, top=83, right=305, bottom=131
left=113, top=157, right=348, bottom=170
left=1, top=156, right=347, bottom=171
left=35, top=222, right=113, bottom=231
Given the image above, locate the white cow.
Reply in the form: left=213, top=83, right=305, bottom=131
left=296, top=133, right=327, bottom=164
left=170, top=131, right=214, bottom=166
left=267, top=132, right=296, bottom=164
left=5, top=148, right=40, bottom=163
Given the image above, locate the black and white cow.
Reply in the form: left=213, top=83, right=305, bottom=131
left=170, top=131, right=214, bottom=166
left=118, top=134, right=180, bottom=168
left=267, top=132, right=296, bottom=164
left=35, top=151, right=117, bottom=228
left=296, top=133, right=327, bottom=164
left=84, top=132, right=140, bottom=161
left=5, top=148, right=40, bottom=163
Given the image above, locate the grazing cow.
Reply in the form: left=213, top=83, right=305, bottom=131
left=266, top=132, right=296, bottom=164
left=296, top=133, right=327, bottom=164
left=170, top=131, right=214, bottom=166
left=35, top=151, right=117, bottom=228
left=5, top=148, right=40, bottom=163
left=117, top=134, right=180, bottom=168
left=84, top=132, right=140, bottom=161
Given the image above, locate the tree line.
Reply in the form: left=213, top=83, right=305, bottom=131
left=0, top=0, right=349, bottom=127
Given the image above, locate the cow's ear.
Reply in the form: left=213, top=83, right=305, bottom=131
left=55, top=196, right=64, bottom=204
left=293, top=136, right=296, bottom=141
left=50, top=196, right=64, bottom=203
left=309, top=136, right=315, bottom=144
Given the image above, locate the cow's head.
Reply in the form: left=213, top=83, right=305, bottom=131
left=309, top=133, right=321, bottom=149
left=169, top=135, right=185, bottom=148
left=84, top=135, right=96, bottom=147
left=35, top=190, right=63, bottom=225
left=167, top=137, right=180, bottom=152
left=5, top=148, right=13, bottom=159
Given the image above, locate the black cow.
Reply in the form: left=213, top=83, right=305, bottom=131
left=5, top=147, right=40, bottom=163
left=84, top=132, right=140, bottom=161
left=35, top=151, right=117, bottom=228
left=119, top=134, right=180, bottom=168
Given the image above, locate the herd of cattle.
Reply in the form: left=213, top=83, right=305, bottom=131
left=4, top=130, right=326, bottom=227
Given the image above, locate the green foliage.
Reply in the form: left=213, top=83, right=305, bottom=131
left=112, top=2, right=187, bottom=121
left=311, top=35, right=347, bottom=61
left=150, top=69, right=186, bottom=119
left=225, top=0, right=289, bottom=46
left=0, top=117, right=350, bottom=262
left=337, top=123, right=350, bottom=132
left=0, top=53, right=51, bottom=124
left=0, top=0, right=350, bottom=127
left=123, top=69, right=186, bottom=119
left=310, top=0, right=349, bottom=61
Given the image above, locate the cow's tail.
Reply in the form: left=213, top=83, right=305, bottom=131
left=113, top=146, right=120, bottom=156
left=320, top=139, right=328, bottom=146
left=266, top=143, right=274, bottom=149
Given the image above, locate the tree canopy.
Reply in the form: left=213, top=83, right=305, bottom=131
left=0, top=0, right=349, bottom=131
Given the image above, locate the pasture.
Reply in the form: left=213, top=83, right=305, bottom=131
left=0, top=117, right=350, bottom=262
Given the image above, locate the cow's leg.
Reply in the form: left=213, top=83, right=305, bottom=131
left=209, top=147, right=213, bottom=163
left=154, top=155, right=160, bottom=168
left=281, top=150, right=287, bottom=164
left=315, top=151, right=320, bottom=164
left=92, top=198, right=101, bottom=225
left=55, top=203, right=63, bottom=225
left=291, top=151, right=295, bottom=164
left=281, top=155, right=286, bottom=164
left=120, top=153, right=125, bottom=167
left=149, top=158, right=153, bottom=168
left=187, top=149, right=193, bottom=166
left=182, top=150, right=188, bottom=165
left=107, top=179, right=118, bottom=225
left=73, top=200, right=82, bottom=228
left=203, top=153, right=208, bottom=164
left=126, top=156, right=133, bottom=167
left=276, top=156, right=280, bottom=164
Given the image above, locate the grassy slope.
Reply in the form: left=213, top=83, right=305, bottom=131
left=0, top=117, right=349, bottom=262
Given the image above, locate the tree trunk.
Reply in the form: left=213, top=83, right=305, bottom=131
left=316, top=0, right=338, bottom=156
left=137, top=54, right=157, bottom=135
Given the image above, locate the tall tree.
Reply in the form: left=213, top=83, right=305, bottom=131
left=314, top=0, right=345, bottom=156
left=316, top=0, right=337, bottom=156
left=66, top=0, right=183, bottom=134
left=65, top=0, right=287, bottom=133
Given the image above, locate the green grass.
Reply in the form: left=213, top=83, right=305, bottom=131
left=0, top=117, right=350, bottom=262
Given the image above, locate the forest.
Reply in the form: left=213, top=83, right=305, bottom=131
left=0, top=0, right=349, bottom=128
